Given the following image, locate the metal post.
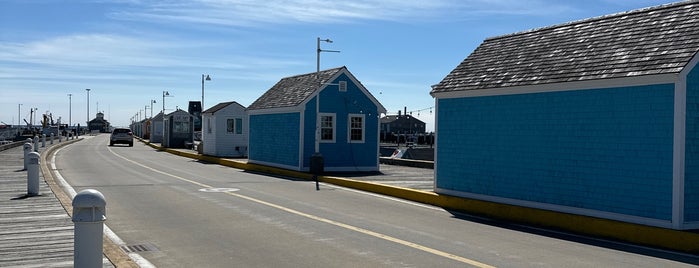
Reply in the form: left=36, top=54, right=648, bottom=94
left=50, top=133, right=54, bottom=145
left=33, top=135, right=39, bottom=152
left=23, top=142, right=32, bottom=170
left=42, top=134, right=46, bottom=147
left=72, top=189, right=106, bottom=268
left=26, top=152, right=40, bottom=196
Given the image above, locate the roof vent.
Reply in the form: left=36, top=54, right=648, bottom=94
left=339, top=81, right=347, bottom=92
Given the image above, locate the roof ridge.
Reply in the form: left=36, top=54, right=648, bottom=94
left=486, top=0, right=697, bottom=41
left=280, top=66, right=346, bottom=80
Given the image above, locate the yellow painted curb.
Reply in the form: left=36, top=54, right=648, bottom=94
left=140, top=139, right=699, bottom=254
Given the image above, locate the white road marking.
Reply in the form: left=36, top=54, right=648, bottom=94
left=107, top=147, right=496, bottom=268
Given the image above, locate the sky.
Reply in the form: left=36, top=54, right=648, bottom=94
left=0, top=0, right=679, bottom=131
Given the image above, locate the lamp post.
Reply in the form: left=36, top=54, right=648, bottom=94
left=314, top=37, right=340, bottom=153
left=68, top=94, right=72, bottom=127
left=86, top=88, right=91, bottom=125
left=150, top=99, right=156, bottom=118
left=162, top=91, right=173, bottom=115
left=201, top=74, right=211, bottom=111
left=17, top=104, right=22, bottom=128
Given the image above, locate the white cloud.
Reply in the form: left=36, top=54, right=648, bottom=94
left=107, top=0, right=576, bottom=26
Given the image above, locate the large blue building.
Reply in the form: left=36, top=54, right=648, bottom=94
left=430, top=1, right=699, bottom=230
left=247, top=67, right=386, bottom=172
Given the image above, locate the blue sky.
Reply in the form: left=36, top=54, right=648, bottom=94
left=0, top=0, right=677, bottom=131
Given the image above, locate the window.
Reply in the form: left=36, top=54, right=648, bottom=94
left=338, top=81, right=347, bottom=92
left=349, top=114, right=364, bottom=143
left=320, top=113, right=335, bottom=142
left=227, top=118, right=243, bottom=134
left=235, top=118, right=243, bottom=134
left=173, top=121, right=190, bottom=133
left=227, top=119, right=235, bottom=133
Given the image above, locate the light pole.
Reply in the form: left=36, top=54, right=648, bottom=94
left=68, top=94, right=72, bottom=127
left=150, top=99, right=156, bottom=118
left=86, top=88, right=91, bottom=125
left=201, top=74, right=211, bottom=111
left=314, top=37, right=340, bottom=153
left=17, top=104, right=22, bottom=128
left=162, top=91, right=173, bottom=115
left=316, top=37, right=340, bottom=76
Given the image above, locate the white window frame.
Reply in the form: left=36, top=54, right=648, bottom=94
left=319, top=113, right=336, bottom=143
left=348, top=114, right=365, bottom=143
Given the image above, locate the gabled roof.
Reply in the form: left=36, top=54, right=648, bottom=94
left=202, top=101, right=245, bottom=115
left=431, top=1, right=699, bottom=94
left=151, top=112, right=164, bottom=121
left=248, top=67, right=345, bottom=110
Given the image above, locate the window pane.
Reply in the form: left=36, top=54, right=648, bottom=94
left=235, top=118, right=243, bottom=134
left=350, top=116, right=363, bottom=141
left=227, top=119, right=234, bottom=133
left=320, top=115, right=333, bottom=141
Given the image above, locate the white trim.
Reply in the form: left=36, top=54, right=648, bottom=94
left=247, top=159, right=301, bottom=171
left=299, top=109, right=305, bottom=170
left=673, top=76, right=687, bottom=229
left=435, top=188, right=674, bottom=229
left=432, top=74, right=678, bottom=99
left=347, top=113, right=365, bottom=143
left=433, top=98, right=439, bottom=190
left=677, top=52, right=699, bottom=229
left=319, top=112, right=336, bottom=143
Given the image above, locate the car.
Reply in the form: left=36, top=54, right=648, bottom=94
left=110, top=128, right=133, bottom=146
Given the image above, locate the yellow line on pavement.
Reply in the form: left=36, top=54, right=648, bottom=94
left=108, top=148, right=495, bottom=268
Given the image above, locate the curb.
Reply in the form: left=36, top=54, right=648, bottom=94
left=40, top=138, right=139, bottom=268
left=142, top=138, right=699, bottom=254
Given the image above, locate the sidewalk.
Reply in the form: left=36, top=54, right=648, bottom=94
left=0, top=141, right=114, bottom=267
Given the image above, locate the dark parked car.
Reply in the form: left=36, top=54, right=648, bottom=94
left=110, top=128, right=133, bottom=146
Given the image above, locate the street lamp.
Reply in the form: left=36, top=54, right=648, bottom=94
left=314, top=37, right=340, bottom=153
left=316, top=37, right=340, bottom=76
left=86, top=88, right=91, bottom=125
left=17, top=104, right=22, bottom=128
left=201, top=74, right=211, bottom=111
left=150, top=99, right=157, bottom=118
left=162, top=91, right=173, bottom=115
left=68, top=94, right=72, bottom=127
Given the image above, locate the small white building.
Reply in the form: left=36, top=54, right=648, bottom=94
left=202, top=101, right=248, bottom=157
left=150, top=112, right=164, bottom=143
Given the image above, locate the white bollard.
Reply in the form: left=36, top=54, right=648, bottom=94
left=33, top=136, right=39, bottom=152
left=22, top=142, right=32, bottom=170
left=26, top=152, right=40, bottom=196
left=42, top=134, right=46, bottom=147
left=72, top=189, right=106, bottom=268
left=58, top=134, right=63, bottom=142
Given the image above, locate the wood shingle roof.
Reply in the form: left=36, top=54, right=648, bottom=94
left=431, top=0, right=699, bottom=94
left=248, top=67, right=345, bottom=110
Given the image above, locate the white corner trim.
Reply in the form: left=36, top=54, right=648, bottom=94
left=673, top=77, right=687, bottom=229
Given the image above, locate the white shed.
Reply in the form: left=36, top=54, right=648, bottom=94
left=149, top=112, right=164, bottom=143
left=201, top=101, right=248, bottom=157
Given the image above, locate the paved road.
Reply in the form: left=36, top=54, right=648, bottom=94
left=52, top=135, right=698, bottom=267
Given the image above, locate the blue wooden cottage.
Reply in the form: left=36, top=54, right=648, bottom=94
left=430, top=1, right=699, bottom=230
left=247, top=66, right=386, bottom=172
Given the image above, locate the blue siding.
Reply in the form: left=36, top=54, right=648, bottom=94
left=301, top=74, right=380, bottom=170
left=249, top=113, right=300, bottom=168
left=686, top=64, right=699, bottom=222
left=436, top=84, right=675, bottom=220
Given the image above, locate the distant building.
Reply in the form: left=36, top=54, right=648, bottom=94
left=88, top=112, right=110, bottom=133
left=380, top=107, right=426, bottom=135
left=201, top=101, right=248, bottom=157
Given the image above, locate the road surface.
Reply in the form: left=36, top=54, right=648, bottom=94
left=52, top=135, right=698, bottom=267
